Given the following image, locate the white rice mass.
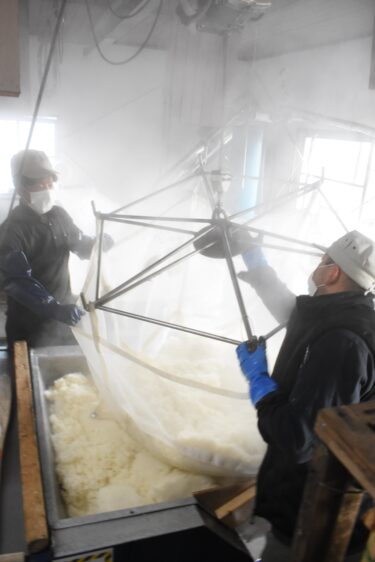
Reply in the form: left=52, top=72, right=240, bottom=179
left=46, top=373, right=218, bottom=516
left=46, top=357, right=266, bottom=516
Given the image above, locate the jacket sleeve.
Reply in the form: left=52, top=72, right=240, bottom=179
left=0, top=250, right=59, bottom=317
left=256, top=329, right=375, bottom=463
left=58, top=208, right=95, bottom=259
left=238, top=264, right=296, bottom=324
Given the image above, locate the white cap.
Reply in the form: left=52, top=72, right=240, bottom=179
left=326, top=230, right=375, bottom=294
left=11, top=149, right=57, bottom=186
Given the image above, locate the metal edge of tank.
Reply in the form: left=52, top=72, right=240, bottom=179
left=30, top=346, right=252, bottom=560
left=29, top=345, right=200, bottom=529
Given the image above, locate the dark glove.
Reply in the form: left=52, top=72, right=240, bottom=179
left=236, top=340, right=278, bottom=406
left=0, top=251, right=84, bottom=326
left=102, top=233, right=114, bottom=252
left=50, top=303, right=85, bottom=326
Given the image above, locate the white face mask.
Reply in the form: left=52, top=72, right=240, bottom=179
left=307, top=273, right=318, bottom=296
left=307, top=263, right=335, bottom=296
left=28, top=189, right=55, bottom=214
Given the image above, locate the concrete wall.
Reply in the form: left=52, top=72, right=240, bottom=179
left=2, top=21, right=375, bottom=227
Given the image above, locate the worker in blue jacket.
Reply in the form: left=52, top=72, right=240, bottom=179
left=237, top=230, right=375, bottom=562
left=0, top=149, right=113, bottom=349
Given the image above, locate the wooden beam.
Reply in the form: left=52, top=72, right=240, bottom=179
left=193, top=479, right=256, bottom=528
left=0, top=0, right=20, bottom=97
left=14, top=341, right=48, bottom=554
left=315, top=403, right=375, bottom=500
left=291, top=444, right=363, bottom=562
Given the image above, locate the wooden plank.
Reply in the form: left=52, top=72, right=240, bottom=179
left=363, top=508, right=375, bottom=532
left=214, top=485, right=256, bottom=520
left=315, top=404, right=375, bottom=500
left=0, top=372, right=12, bottom=481
left=0, top=0, right=20, bottom=97
left=324, top=483, right=363, bottom=561
left=194, top=479, right=256, bottom=514
left=14, top=341, right=48, bottom=554
left=291, top=443, right=362, bottom=562
left=0, top=554, right=25, bottom=562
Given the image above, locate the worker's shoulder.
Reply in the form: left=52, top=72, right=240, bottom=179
left=49, top=205, right=75, bottom=225
left=313, top=328, right=372, bottom=353
left=50, top=204, right=71, bottom=218
left=0, top=204, right=32, bottom=232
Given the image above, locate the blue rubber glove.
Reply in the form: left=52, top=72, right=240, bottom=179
left=236, top=341, right=278, bottom=406
left=0, top=251, right=85, bottom=326
left=242, top=246, right=267, bottom=270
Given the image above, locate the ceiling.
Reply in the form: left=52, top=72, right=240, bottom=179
left=26, top=0, right=375, bottom=61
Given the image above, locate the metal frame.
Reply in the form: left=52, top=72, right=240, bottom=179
left=83, top=106, right=372, bottom=347
left=84, top=170, right=325, bottom=346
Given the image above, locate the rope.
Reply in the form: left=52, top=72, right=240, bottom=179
left=85, top=0, right=163, bottom=66
left=106, top=0, right=152, bottom=19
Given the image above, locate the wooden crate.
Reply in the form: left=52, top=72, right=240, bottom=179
left=291, top=401, right=375, bottom=562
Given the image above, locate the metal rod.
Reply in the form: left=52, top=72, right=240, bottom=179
left=95, top=218, right=104, bottom=301
left=236, top=224, right=324, bottom=251
left=229, top=179, right=321, bottom=222
left=110, top=173, right=201, bottom=214
left=216, top=214, right=253, bottom=339
left=249, top=241, right=322, bottom=257
left=358, top=141, right=374, bottom=222
left=263, top=322, right=287, bottom=340
left=97, top=245, right=207, bottom=306
left=8, top=0, right=68, bottom=216
left=97, top=305, right=243, bottom=346
left=199, top=158, right=216, bottom=210
left=100, top=216, right=196, bottom=235
left=95, top=212, right=211, bottom=224
left=317, top=187, right=349, bottom=233
left=96, top=306, right=284, bottom=346
left=97, top=233, right=319, bottom=309
left=241, top=181, right=322, bottom=226
left=302, top=174, right=366, bottom=190
left=94, top=225, right=215, bottom=307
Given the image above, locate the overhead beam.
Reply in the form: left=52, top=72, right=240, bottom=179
left=0, top=0, right=20, bottom=97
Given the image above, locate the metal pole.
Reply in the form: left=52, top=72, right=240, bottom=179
left=96, top=245, right=209, bottom=307
left=8, top=0, right=68, bottom=216
left=100, top=216, right=196, bottom=235
left=358, top=141, right=374, bottom=223
left=95, top=218, right=104, bottom=301
left=216, top=214, right=253, bottom=340
left=229, top=178, right=321, bottom=222
left=94, top=225, right=215, bottom=306
left=317, top=186, right=349, bottom=233
left=95, top=212, right=212, bottom=224
left=236, top=224, right=325, bottom=251
left=199, top=159, right=216, bottom=210
left=110, top=172, right=200, bottom=214
left=97, top=305, right=243, bottom=346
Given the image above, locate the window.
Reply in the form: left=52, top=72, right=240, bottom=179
left=0, top=118, right=56, bottom=194
left=300, top=136, right=372, bottom=188
left=298, top=135, right=374, bottom=239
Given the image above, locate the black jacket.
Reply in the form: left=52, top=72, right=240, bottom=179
left=240, top=267, right=375, bottom=550
left=0, top=202, right=94, bottom=345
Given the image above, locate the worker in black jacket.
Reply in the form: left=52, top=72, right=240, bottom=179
left=236, top=230, right=375, bottom=562
left=0, top=149, right=113, bottom=349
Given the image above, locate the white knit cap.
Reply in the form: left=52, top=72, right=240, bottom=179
left=326, top=230, right=375, bottom=294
